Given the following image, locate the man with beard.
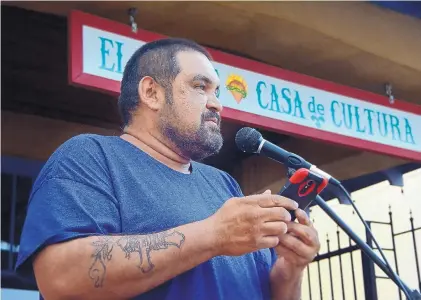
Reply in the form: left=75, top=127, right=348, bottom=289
left=15, top=38, right=320, bottom=300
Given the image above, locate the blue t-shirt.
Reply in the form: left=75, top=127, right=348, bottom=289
left=15, top=134, right=278, bottom=299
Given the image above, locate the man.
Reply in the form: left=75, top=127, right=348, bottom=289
left=16, top=38, right=320, bottom=299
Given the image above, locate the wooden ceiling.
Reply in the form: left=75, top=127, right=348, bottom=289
left=4, top=1, right=421, bottom=106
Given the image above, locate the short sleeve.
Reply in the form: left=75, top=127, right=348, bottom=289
left=14, top=135, right=121, bottom=279
left=221, top=171, right=245, bottom=197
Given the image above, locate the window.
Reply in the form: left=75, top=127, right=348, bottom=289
left=1, top=156, right=44, bottom=292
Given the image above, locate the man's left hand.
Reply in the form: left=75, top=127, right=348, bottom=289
left=273, top=208, right=320, bottom=277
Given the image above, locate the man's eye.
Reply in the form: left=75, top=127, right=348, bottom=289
left=195, top=84, right=206, bottom=90
left=215, top=87, right=220, bottom=98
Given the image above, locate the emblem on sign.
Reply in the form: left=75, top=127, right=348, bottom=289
left=226, top=74, right=248, bottom=104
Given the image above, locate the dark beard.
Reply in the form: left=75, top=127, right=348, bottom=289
left=162, top=117, right=223, bottom=161
left=160, top=89, right=223, bottom=161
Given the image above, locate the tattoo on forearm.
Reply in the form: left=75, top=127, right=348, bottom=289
left=88, top=231, right=186, bottom=288
left=89, top=236, right=114, bottom=288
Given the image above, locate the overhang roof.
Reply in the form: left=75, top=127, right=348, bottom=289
left=5, top=1, right=421, bottom=106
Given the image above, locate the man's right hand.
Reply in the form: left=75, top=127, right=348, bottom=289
left=207, top=191, right=299, bottom=256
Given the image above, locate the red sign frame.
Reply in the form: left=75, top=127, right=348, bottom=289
left=68, top=10, right=421, bottom=161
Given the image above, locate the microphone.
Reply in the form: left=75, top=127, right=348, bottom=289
left=235, top=127, right=421, bottom=299
left=235, top=127, right=341, bottom=187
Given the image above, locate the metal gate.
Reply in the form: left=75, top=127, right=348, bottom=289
left=303, top=207, right=420, bottom=300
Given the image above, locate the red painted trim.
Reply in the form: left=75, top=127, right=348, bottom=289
left=68, top=10, right=79, bottom=87
left=68, top=10, right=421, bottom=115
left=68, top=10, right=421, bottom=161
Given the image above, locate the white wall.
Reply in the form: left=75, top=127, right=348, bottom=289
left=1, top=289, right=39, bottom=300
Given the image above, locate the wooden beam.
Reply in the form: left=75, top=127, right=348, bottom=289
left=233, top=137, right=354, bottom=195
left=253, top=151, right=408, bottom=195
left=2, top=111, right=120, bottom=161
left=234, top=137, right=408, bottom=195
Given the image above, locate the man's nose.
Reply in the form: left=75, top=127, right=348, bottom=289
left=206, top=94, right=223, bottom=113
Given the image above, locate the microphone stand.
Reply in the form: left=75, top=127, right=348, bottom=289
left=313, top=195, right=421, bottom=299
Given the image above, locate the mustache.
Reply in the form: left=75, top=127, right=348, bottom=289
left=202, top=111, right=221, bottom=125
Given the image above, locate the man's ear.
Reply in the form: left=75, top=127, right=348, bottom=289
left=138, top=76, right=165, bottom=111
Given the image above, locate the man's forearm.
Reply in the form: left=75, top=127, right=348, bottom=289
left=270, top=262, right=304, bottom=300
left=34, top=219, right=216, bottom=299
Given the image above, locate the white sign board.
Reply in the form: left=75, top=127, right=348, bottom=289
left=70, top=11, right=421, bottom=161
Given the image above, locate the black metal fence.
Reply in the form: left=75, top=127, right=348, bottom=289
left=303, top=207, right=420, bottom=300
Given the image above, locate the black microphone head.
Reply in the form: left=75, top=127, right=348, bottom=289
left=235, top=127, right=263, bottom=153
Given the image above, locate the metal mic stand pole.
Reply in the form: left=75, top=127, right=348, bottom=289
left=313, top=195, right=421, bottom=299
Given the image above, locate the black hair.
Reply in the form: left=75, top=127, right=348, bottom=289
left=118, top=37, right=212, bottom=127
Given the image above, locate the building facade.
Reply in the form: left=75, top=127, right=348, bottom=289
left=2, top=2, right=420, bottom=299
